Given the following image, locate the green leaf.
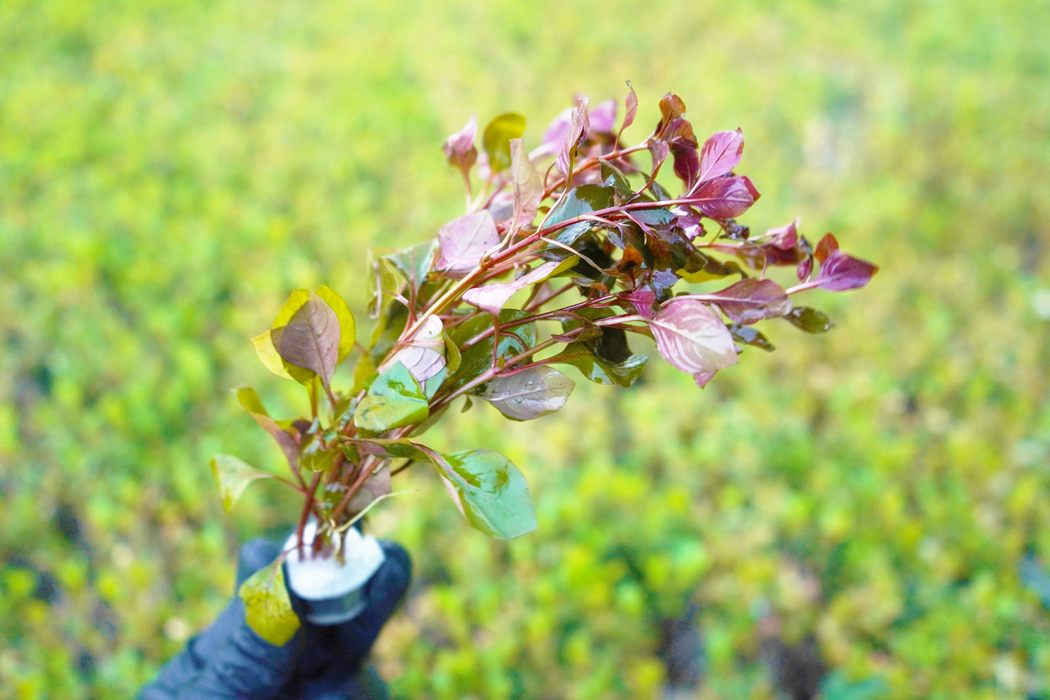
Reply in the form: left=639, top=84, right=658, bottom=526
left=367, top=253, right=400, bottom=320
left=783, top=306, right=834, bottom=333
left=553, top=342, right=649, bottom=387
left=430, top=448, right=537, bottom=540
left=210, top=454, right=272, bottom=513
left=600, top=159, right=634, bottom=199
left=315, top=285, right=356, bottom=363
left=235, top=388, right=299, bottom=468
left=239, top=562, right=300, bottom=646
left=482, top=113, right=526, bottom=174
left=449, top=309, right=536, bottom=388
left=354, top=362, right=429, bottom=433
left=443, top=331, right=462, bottom=376
left=383, top=241, right=438, bottom=292
left=350, top=352, right=377, bottom=395
left=545, top=184, right=615, bottom=228
left=819, top=673, right=888, bottom=700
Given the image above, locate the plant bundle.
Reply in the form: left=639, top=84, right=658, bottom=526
left=214, top=86, right=878, bottom=642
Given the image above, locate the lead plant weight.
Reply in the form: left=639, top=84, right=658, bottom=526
left=211, top=85, right=878, bottom=642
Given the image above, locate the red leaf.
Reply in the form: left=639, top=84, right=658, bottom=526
left=671, top=141, right=700, bottom=189
left=697, top=129, right=744, bottom=185
left=691, top=176, right=760, bottom=220
left=766, top=217, right=800, bottom=250
left=814, top=233, right=839, bottom=264
left=712, top=279, right=792, bottom=324
left=618, top=81, right=638, bottom=141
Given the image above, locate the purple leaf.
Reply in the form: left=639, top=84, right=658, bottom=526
left=462, top=260, right=568, bottom=316
left=814, top=251, right=879, bottom=291
left=589, top=99, right=617, bottom=134
left=435, top=211, right=501, bottom=277
left=510, top=138, right=543, bottom=227
left=691, top=176, right=760, bottom=220
left=671, top=141, right=700, bottom=189
left=797, top=256, right=813, bottom=281
left=767, top=217, right=800, bottom=250
left=477, top=366, right=575, bottom=421
left=442, top=114, right=478, bottom=180
left=271, top=292, right=340, bottom=390
left=619, top=81, right=638, bottom=141
left=650, top=298, right=738, bottom=378
left=711, top=279, right=792, bottom=324
left=556, top=96, right=590, bottom=178
left=697, top=129, right=744, bottom=185
left=541, top=107, right=573, bottom=157
left=381, top=316, right=446, bottom=382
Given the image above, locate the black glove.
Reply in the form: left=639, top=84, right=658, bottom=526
left=137, top=537, right=411, bottom=700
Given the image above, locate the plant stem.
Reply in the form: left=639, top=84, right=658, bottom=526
left=296, top=471, right=323, bottom=555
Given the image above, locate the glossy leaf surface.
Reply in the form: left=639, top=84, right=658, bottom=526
left=450, top=310, right=536, bottom=388
left=354, top=362, right=429, bottom=433
left=697, top=129, right=744, bottom=184
left=691, top=176, right=760, bottom=220
left=712, top=279, right=792, bottom=324
left=477, top=366, right=575, bottom=421
left=462, top=259, right=573, bottom=316
left=784, top=306, right=834, bottom=333
left=430, top=448, right=537, bottom=540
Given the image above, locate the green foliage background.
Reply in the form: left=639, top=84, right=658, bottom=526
left=2, top=0, right=1049, bottom=697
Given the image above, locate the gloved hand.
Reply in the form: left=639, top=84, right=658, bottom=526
left=137, top=537, right=411, bottom=700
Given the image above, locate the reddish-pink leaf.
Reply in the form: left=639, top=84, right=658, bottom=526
left=712, top=279, right=792, bottom=324
left=650, top=299, right=738, bottom=377
left=618, top=81, right=638, bottom=141
left=435, top=211, right=501, bottom=277
left=648, top=138, right=670, bottom=172
left=381, top=316, right=446, bottom=382
left=814, top=251, right=879, bottom=291
left=541, top=108, right=573, bottom=157
left=442, top=114, right=478, bottom=179
left=462, top=260, right=564, bottom=316
left=767, top=217, right=800, bottom=250
left=691, top=176, right=760, bottom=220
left=814, top=233, right=839, bottom=264
left=672, top=141, right=700, bottom=189
left=621, top=288, right=657, bottom=319
left=589, top=99, right=617, bottom=134
left=797, top=256, right=813, bottom=281
left=693, top=370, right=717, bottom=388
left=556, top=97, right=590, bottom=178
left=697, top=129, right=744, bottom=185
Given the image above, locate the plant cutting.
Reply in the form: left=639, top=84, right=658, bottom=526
left=212, top=85, right=878, bottom=643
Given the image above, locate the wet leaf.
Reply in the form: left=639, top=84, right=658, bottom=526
left=462, top=259, right=575, bottom=316
left=783, top=306, right=834, bottom=333
left=510, top=138, right=543, bottom=226
left=315, top=285, right=356, bottom=363
left=354, top=362, right=429, bottom=433
left=691, top=176, right=760, bottom=220
left=239, top=562, right=299, bottom=646
left=428, top=448, right=537, bottom=540
left=442, top=113, right=478, bottom=180
left=435, top=211, right=500, bottom=277
left=712, top=279, right=792, bottom=324
left=211, top=454, right=272, bottom=513
left=483, top=113, right=526, bottom=174
left=697, top=129, right=744, bottom=184
left=650, top=299, right=738, bottom=380
left=477, top=366, right=575, bottom=421
left=236, top=388, right=299, bottom=468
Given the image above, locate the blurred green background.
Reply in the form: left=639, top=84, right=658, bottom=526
left=2, top=0, right=1049, bottom=697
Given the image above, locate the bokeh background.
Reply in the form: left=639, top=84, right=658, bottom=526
left=2, top=0, right=1049, bottom=698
